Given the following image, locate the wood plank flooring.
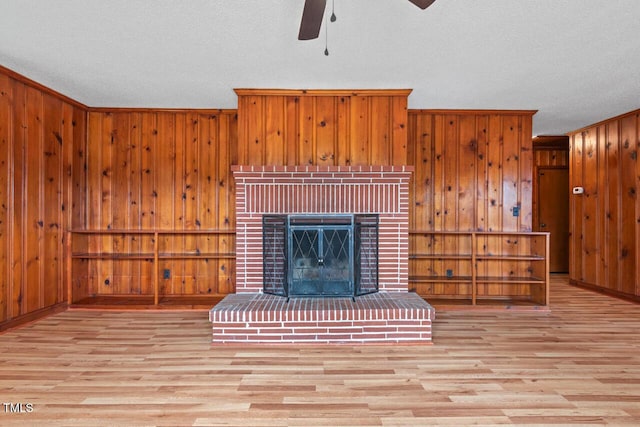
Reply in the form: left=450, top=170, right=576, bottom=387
left=1, top=275, right=640, bottom=426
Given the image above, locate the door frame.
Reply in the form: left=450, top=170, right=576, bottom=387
left=534, top=165, right=570, bottom=273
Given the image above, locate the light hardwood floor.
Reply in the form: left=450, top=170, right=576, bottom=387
left=1, top=275, right=639, bottom=426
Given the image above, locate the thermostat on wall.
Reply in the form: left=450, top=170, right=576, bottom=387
left=572, top=186, right=584, bottom=194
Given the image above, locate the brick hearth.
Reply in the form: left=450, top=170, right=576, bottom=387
left=210, top=292, right=435, bottom=344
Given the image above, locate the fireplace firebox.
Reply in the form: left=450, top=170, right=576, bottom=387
left=263, top=214, right=378, bottom=298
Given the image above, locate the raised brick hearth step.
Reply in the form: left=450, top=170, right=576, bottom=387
left=209, top=292, right=435, bottom=344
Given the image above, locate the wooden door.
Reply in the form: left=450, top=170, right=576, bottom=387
left=537, top=167, right=570, bottom=272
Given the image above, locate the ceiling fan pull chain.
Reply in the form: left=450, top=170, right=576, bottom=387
left=324, top=0, right=336, bottom=55
left=324, top=21, right=329, bottom=56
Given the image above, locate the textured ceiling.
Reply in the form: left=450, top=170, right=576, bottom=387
left=1, top=0, right=639, bottom=135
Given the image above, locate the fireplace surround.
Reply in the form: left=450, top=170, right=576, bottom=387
left=231, top=165, right=413, bottom=293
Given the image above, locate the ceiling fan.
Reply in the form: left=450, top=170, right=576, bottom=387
left=298, top=0, right=436, bottom=40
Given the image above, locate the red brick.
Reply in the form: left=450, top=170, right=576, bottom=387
left=316, top=334, right=352, bottom=341
left=351, top=333, right=388, bottom=340
left=326, top=327, right=362, bottom=334
left=281, top=334, right=318, bottom=341
left=247, top=322, right=283, bottom=328
left=258, top=328, right=293, bottom=334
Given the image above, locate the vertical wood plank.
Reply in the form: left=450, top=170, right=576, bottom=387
left=98, top=112, right=113, bottom=295
left=182, top=113, right=199, bottom=296
left=236, top=96, right=248, bottom=165
left=501, top=115, right=519, bottom=232
left=42, top=94, right=62, bottom=307
left=70, top=107, right=88, bottom=302
left=297, top=96, right=314, bottom=165
left=636, top=114, right=640, bottom=297
left=582, top=126, right=598, bottom=285
left=244, top=96, right=264, bottom=165
left=619, top=114, right=637, bottom=295
left=485, top=115, right=504, bottom=287
left=156, top=112, right=176, bottom=297
left=111, top=112, right=131, bottom=295
left=370, top=97, right=390, bottom=165
left=442, top=115, right=459, bottom=294
left=86, top=113, right=102, bottom=230
left=0, top=74, right=10, bottom=321
left=432, top=115, right=445, bottom=232
left=336, top=96, right=350, bottom=166
left=570, top=131, right=585, bottom=282
left=431, top=115, right=445, bottom=294
left=391, top=96, right=408, bottom=165
left=284, top=97, right=299, bottom=166
left=476, top=115, right=489, bottom=232
left=315, top=96, right=336, bottom=166
left=60, top=103, right=75, bottom=302
left=217, top=113, right=235, bottom=294
left=139, top=112, right=156, bottom=295
left=604, top=124, right=619, bottom=291
left=172, top=113, right=187, bottom=295
left=71, top=107, right=87, bottom=230
left=10, top=82, right=25, bottom=316
left=199, top=114, right=215, bottom=294
left=409, top=112, right=434, bottom=231
left=24, top=86, right=44, bottom=312
left=458, top=114, right=476, bottom=231
left=596, top=125, right=607, bottom=288
left=265, top=96, right=285, bottom=166
left=519, top=116, right=533, bottom=231
left=486, top=115, right=503, bottom=232
left=350, top=96, right=370, bottom=166
left=127, top=112, right=142, bottom=294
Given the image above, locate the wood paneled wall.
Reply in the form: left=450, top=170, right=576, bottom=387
left=78, top=110, right=237, bottom=297
left=236, top=91, right=536, bottom=234
left=568, top=110, right=640, bottom=300
left=408, top=110, right=536, bottom=232
left=0, top=66, right=86, bottom=327
left=2, top=72, right=540, bottom=308
left=235, top=89, right=411, bottom=166
left=406, top=110, right=535, bottom=300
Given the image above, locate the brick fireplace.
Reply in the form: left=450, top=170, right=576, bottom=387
left=209, top=165, right=435, bottom=344
left=233, top=165, right=412, bottom=293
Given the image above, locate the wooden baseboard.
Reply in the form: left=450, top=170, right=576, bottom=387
left=0, top=302, right=68, bottom=333
left=569, top=279, right=640, bottom=303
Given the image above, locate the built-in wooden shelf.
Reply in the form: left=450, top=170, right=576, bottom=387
left=409, top=231, right=549, bottom=307
left=70, top=295, right=226, bottom=310
left=66, top=229, right=236, bottom=308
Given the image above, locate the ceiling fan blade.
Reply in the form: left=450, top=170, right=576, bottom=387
left=298, top=0, right=327, bottom=40
left=408, top=0, right=436, bottom=9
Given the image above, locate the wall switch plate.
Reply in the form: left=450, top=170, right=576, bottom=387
left=512, top=206, right=520, bottom=217
left=163, top=269, right=171, bottom=279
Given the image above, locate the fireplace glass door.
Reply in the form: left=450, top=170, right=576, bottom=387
left=289, top=224, right=352, bottom=297
left=263, top=214, right=378, bottom=298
